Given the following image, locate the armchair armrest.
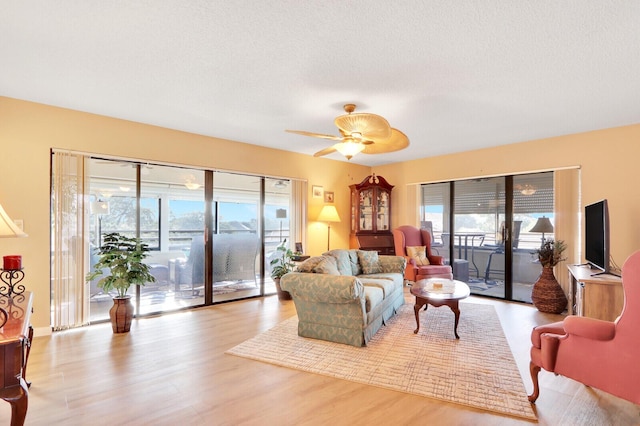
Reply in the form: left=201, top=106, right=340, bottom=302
left=280, top=273, right=364, bottom=303
left=563, top=315, right=616, bottom=341
left=427, top=255, right=445, bottom=265
left=531, top=321, right=565, bottom=347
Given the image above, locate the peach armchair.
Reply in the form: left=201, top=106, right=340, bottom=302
left=528, top=250, right=640, bottom=404
left=392, top=225, right=452, bottom=282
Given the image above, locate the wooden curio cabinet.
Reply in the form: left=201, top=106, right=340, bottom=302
left=349, top=174, right=395, bottom=255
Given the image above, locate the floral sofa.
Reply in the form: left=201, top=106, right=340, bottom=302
left=279, top=249, right=406, bottom=347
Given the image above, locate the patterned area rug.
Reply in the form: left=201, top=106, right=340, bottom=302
left=226, top=302, right=537, bottom=421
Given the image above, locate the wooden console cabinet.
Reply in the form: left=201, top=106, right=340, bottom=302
left=567, top=265, right=623, bottom=321
left=349, top=174, right=395, bottom=255
left=0, top=291, right=33, bottom=426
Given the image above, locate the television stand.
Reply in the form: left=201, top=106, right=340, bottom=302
left=568, top=265, right=623, bottom=321
left=590, top=270, right=621, bottom=278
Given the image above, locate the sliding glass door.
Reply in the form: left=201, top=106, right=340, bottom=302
left=453, top=177, right=507, bottom=298
left=83, top=157, right=294, bottom=323
left=421, top=172, right=554, bottom=303
left=212, top=172, right=262, bottom=301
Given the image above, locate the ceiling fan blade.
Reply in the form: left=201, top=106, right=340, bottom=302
left=334, top=113, right=391, bottom=141
left=313, top=145, right=338, bottom=157
left=362, top=128, right=410, bottom=154
left=286, top=129, right=343, bottom=141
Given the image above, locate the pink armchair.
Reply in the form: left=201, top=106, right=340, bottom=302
left=392, top=225, right=452, bottom=282
left=528, top=250, right=640, bottom=405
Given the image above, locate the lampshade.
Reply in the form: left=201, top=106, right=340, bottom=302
left=317, top=205, right=341, bottom=223
left=275, top=208, right=287, bottom=219
left=530, top=216, right=554, bottom=234
left=334, top=141, right=365, bottom=160
left=0, top=203, right=27, bottom=238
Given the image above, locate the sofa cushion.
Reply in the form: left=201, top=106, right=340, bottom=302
left=357, top=250, right=382, bottom=274
left=323, top=249, right=354, bottom=276
left=360, top=277, right=397, bottom=298
left=314, top=256, right=341, bottom=275
left=363, top=285, right=384, bottom=314
left=406, top=245, right=430, bottom=265
left=359, top=272, right=404, bottom=288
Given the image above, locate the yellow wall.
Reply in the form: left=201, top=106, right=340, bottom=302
left=2, top=95, right=639, bottom=331
left=376, top=125, right=640, bottom=271
left=0, top=97, right=370, bottom=330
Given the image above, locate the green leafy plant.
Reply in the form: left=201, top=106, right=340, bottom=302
left=535, top=239, right=567, bottom=268
left=270, top=239, right=296, bottom=279
left=86, top=232, right=156, bottom=298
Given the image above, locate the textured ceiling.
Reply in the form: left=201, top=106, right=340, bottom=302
left=1, top=1, right=639, bottom=166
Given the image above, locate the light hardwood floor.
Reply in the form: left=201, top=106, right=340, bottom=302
left=3, top=287, right=639, bottom=425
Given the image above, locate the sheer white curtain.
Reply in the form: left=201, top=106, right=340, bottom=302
left=51, top=151, right=90, bottom=330
left=290, top=180, right=307, bottom=252
left=554, top=167, right=581, bottom=303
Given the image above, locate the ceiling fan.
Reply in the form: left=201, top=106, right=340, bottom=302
left=286, top=104, right=409, bottom=160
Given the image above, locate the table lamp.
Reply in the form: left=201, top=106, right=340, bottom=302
left=317, top=205, right=340, bottom=251
left=276, top=208, right=287, bottom=242
left=90, top=200, right=110, bottom=247
left=530, top=216, right=553, bottom=246
left=0, top=203, right=28, bottom=297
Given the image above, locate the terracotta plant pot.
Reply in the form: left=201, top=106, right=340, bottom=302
left=274, top=278, right=292, bottom=301
left=109, top=295, right=134, bottom=333
left=532, top=266, right=568, bottom=314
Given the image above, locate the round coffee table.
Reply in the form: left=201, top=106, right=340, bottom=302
left=410, top=279, right=471, bottom=339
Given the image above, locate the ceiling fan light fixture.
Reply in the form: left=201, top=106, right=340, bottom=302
left=184, top=182, right=201, bottom=190
left=334, top=141, right=365, bottom=160
left=517, top=184, right=537, bottom=195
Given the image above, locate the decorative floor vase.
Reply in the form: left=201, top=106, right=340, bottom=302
left=110, top=296, right=134, bottom=333
left=532, top=266, right=568, bottom=314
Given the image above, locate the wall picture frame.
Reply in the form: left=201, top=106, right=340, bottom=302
left=312, top=185, right=323, bottom=198
left=324, top=191, right=334, bottom=203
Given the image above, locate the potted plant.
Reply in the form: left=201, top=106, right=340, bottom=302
left=531, top=239, right=568, bottom=314
left=270, top=239, right=296, bottom=300
left=86, top=232, right=156, bottom=333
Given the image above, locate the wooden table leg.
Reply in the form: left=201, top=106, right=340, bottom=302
left=448, top=300, right=461, bottom=339
left=1, top=378, right=29, bottom=426
left=413, top=297, right=427, bottom=334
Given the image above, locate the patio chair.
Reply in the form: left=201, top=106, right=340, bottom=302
left=483, top=221, right=522, bottom=283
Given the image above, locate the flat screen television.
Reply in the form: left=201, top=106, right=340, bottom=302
left=584, top=199, right=610, bottom=275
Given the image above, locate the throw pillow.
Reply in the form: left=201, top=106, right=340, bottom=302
left=357, top=250, right=383, bottom=274
left=313, top=256, right=341, bottom=275
left=323, top=249, right=353, bottom=276
left=296, top=256, right=326, bottom=273
left=406, top=246, right=431, bottom=266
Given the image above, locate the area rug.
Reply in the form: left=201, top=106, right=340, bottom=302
left=226, top=302, right=537, bottom=421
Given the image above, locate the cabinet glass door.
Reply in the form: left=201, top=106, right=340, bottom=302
left=359, top=189, right=374, bottom=231
left=377, top=190, right=390, bottom=231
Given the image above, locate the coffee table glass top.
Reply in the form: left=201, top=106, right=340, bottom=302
left=411, top=278, right=471, bottom=300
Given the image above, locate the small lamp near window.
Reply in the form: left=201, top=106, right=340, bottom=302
left=90, top=200, right=110, bottom=248
left=530, top=216, right=553, bottom=246
left=276, top=208, right=287, bottom=242
left=317, top=205, right=341, bottom=251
